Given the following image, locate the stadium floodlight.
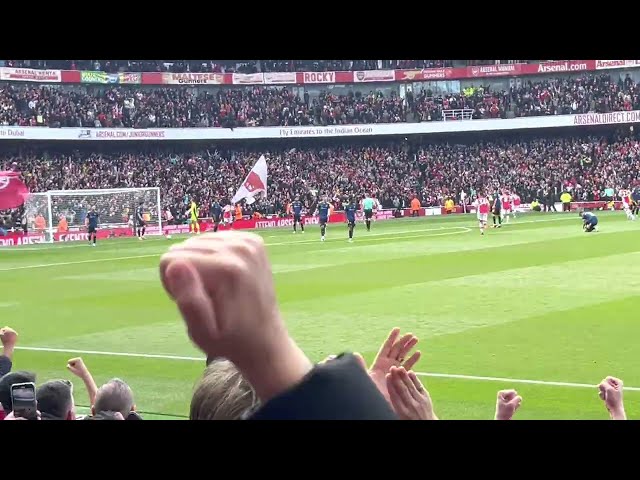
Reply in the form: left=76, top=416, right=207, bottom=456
left=23, top=187, right=162, bottom=243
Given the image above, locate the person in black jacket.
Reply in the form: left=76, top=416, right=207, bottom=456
left=249, top=353, right=396, bottom=420
left=546, top=188, right=557, bottom=212
left=160, top=231, right=397, bottom=420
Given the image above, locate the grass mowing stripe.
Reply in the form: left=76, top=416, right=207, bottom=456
left=0, top=212, right=585, bottom=255
left=0, top=226, right=471, bottom=271
left=1, top=209, right=596, bottom=272
left=0, top=254, right=161, bottom=271
left=17, top=346, right=640, bottom=392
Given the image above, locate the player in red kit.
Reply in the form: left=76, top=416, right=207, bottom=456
left=474, top=194, right=490, bottom=235
left=501, top=191, right=511, bottom=224
left=222, top=204, right=233, bottom=227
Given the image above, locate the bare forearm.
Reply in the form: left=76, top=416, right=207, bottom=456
left=81, top=373, right=98, bottom=405
left=239, top=336, right=313, bottom=403
left=609, top=407, right=627, bottom=420
left=2, top=346, right=14, bottom=361
left=495, top=410, right=513, bottom=420
left=0, top=354, right=12, bottom=377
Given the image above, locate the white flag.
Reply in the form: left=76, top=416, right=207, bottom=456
left=231, top=155, right=268, bottom=204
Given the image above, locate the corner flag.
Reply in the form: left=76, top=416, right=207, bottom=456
left=0, top=171, right=29, bottom=210
left=231, top=155, right=268, bottom=204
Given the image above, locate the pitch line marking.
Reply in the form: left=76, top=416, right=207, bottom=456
left=16, top=346, right=203, bottom=361
left=413, top=372, right=640, bottom=391
left=15, top=346, right=640, bottom=392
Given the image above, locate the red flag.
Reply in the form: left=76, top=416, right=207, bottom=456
left=0, top=171, right=30, bottom=210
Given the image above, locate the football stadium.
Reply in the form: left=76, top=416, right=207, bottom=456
left=1, top=59, right=639, bottom=421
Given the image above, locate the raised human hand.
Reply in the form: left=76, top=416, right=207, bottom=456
left=160, top=231, right=312, bottom=402
left=369, top=328, right=421, bottom=402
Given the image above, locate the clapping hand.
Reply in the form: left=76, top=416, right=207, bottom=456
left=386, top=366, right=437, bottom=420
left=369, top=328, right=421, bottom=402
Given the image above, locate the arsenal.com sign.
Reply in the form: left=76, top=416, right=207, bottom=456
left=536, top=60, right=589, bottom=73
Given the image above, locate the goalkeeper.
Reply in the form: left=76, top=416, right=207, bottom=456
left=188, top=197, right=200, bottom=234
left=581, top=211, right=598, bottom=232
left=136, top=201, right=147, bottom=240
left=86, top=206, right=99, bottom=246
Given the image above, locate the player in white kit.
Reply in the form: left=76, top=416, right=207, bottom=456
left=619, top=188, right=635, bottom=220
left=511, top=192, right=521, bottom=218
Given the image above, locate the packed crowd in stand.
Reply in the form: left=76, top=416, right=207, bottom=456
left=5, top=60, right=455, bottom=73
left=0, top=73, right=637, bottom=129
left=1, top=128, right=639, bottom=228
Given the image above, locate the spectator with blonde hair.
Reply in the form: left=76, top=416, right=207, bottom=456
left=190, top=359, right=259, bottom=420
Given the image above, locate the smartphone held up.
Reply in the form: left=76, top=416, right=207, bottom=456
left=11, top=382, right=38, bottom=420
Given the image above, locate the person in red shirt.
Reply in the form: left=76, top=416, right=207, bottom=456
left=474, top=194, right=490, bottom=235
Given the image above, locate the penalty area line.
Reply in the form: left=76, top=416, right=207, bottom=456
left=16, top=346, right=640, bottom=391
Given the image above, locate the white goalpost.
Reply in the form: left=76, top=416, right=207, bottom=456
left=23, top=187, right=162, bottom=243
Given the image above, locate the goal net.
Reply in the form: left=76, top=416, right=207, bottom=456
left=23, top=187, right=162, bottom=243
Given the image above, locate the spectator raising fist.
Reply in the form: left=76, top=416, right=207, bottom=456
left=160, top=231, right=313, bottom=403
left=0, top=326, right=18, bottom=378
left=67, top=357, right=98, bottom=406
left=494, top=389, right=523, bottom=420
left=598, top=376, right=626, bottom=420
left=386, top=366, right=437, bottom=420
left=1, top=326, right=18, bottom=358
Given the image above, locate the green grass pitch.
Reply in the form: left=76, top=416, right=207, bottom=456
left=1, top=211, right=639, bottom=420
